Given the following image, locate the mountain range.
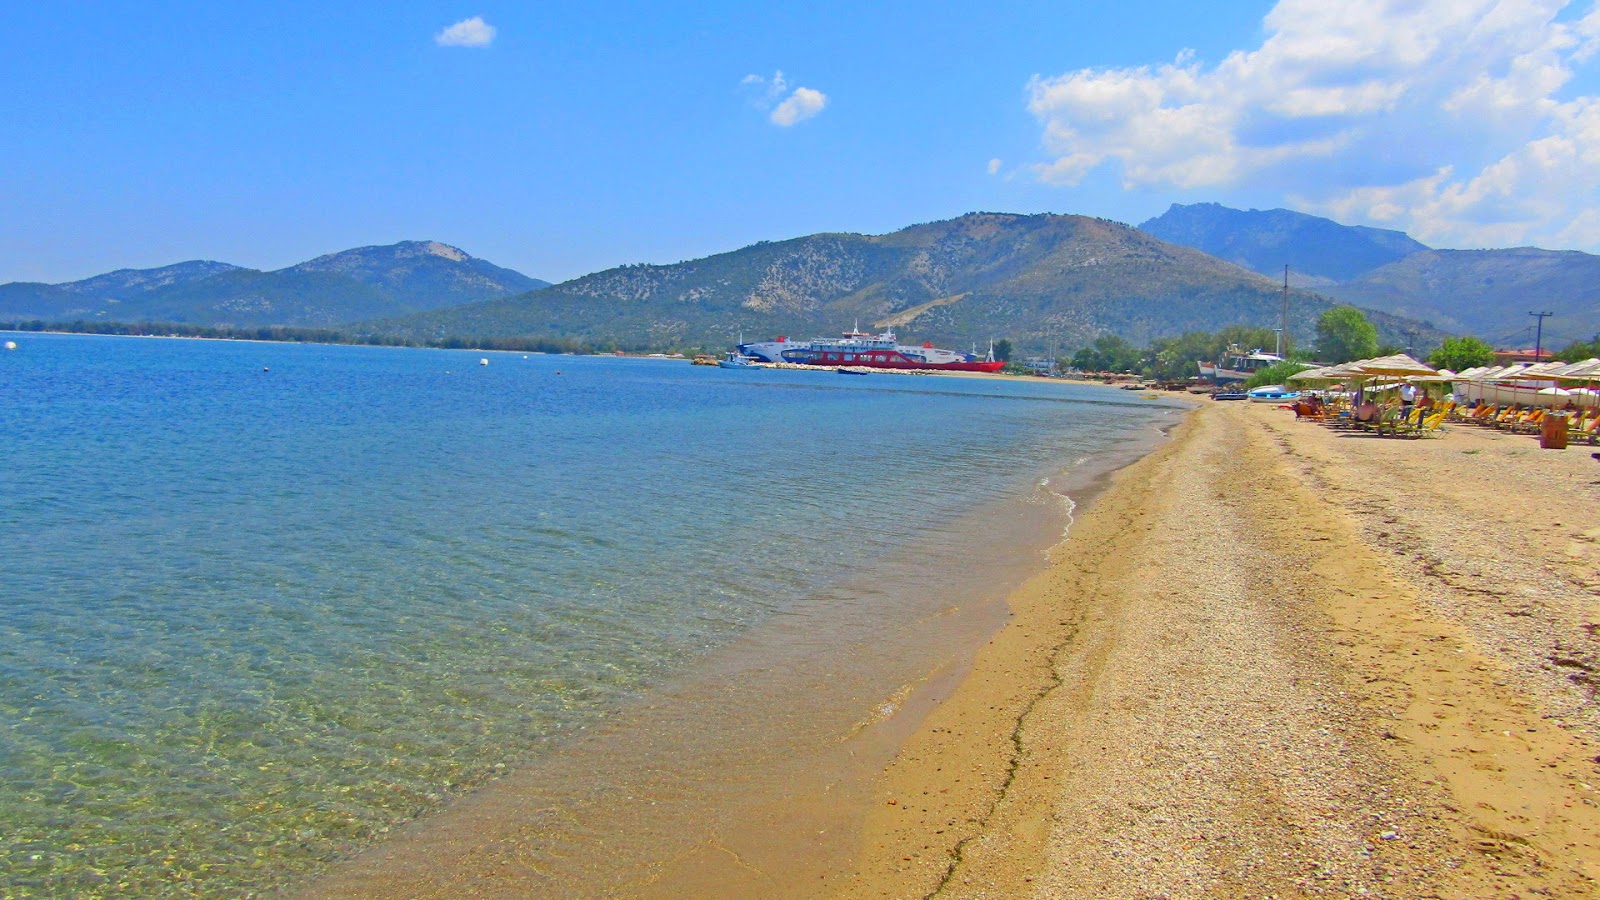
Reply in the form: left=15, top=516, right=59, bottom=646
left=0, top=241, right=547, bottom=328
left=1139, top=204, right=1599, bottom=347
left=6, top=206, right=1595, bottom=354
left=366, top=212, right=1433, bottom=353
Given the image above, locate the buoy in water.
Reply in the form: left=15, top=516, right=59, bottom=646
left=480, top=358, right=489, bottom=366
left=3, top=341, right=16, bottom=350
left=262, top=366, right=269, bottom=372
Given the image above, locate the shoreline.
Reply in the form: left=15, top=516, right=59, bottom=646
left=843, top=402, right=1600, bottom=897
left=291, top=386, right=1181, bottom=898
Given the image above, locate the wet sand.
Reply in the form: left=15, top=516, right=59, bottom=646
left=845, top=401, right=1600, bottom=898
left=292, top=395, right=1178, bottom=899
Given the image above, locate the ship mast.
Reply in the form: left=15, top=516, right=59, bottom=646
left=1278, top=265, right=1290, bottom=358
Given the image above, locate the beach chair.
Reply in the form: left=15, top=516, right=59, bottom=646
left=1375, top=407, right=1407, bottom=436
left=1493, top=406, right=1527, bottom=430
left=1509, top=408, right=1546, bottom=434
left=1577, top=412, right=1600, bottom=445
left=1408, top=411, right=1447, bottom=438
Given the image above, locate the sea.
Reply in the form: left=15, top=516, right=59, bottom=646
left=0, top=332, right=1188, bottom=897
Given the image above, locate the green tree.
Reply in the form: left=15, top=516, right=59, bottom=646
left=1556, top=334, right=1600, bottom=362
left=1244, top=360, right=1314, bottom=389
left=1068, top=334, right=1140, bottom=373
left=1315, top=306, right=1379, bottom=363
left=1149, top=331, right=1218, bottom=380
left=993, top=338, right=1013, bottom=362
left=1214, top=325, right=1279, bottom=356
left=1428, top=336, right=1495, bottom=371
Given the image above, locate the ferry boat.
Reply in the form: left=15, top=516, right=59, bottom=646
left=739, top=329, right=1005, bottom=373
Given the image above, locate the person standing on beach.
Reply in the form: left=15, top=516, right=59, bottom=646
left=1399, top=382, right=1417, bottom=417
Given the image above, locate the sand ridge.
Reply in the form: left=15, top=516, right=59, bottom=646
left=843, top=402, right=1600, bottom=898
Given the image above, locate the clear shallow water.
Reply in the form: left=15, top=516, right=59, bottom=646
left=0, top=333, right=1185, bottom=897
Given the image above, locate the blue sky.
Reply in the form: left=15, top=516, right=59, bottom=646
left=4, top=1, right=1598, bottom=284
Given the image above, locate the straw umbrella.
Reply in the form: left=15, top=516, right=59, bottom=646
left=1348, top=354, right=1438, bottom=407
left=1349, top=354, right=1438, bottom=378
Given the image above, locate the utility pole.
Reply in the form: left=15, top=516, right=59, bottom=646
left=1403, top=329, right=1417, bottom=355
left=1529, top=311, right=1553, bottom=359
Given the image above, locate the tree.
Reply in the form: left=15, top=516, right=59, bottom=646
left=1557, top=334, right=1600, bottom=362
left=993, top=339, right=1013, bottom=362
left=1214, top=325, right=1279, bottom=355
left=1244, top=360, right=1314, bottom=389
left=1149, top=331, right=1218, bottom=380
left=1428, top=336, right=1495, bottom=371
left=1067, top=334, right=1140, bottom=373
left=1315, top=306, right=1379, bottom=363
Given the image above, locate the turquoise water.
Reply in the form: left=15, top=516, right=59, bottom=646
left=0, top=333, right=1184, bottom=896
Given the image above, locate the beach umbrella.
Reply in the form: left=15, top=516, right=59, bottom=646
left=1570, top=387, right=1600, bottom=408
left=1552, top=359, right=1600, bottom=383
left=1502, top=362, right=1568, bottom=381
left=1287, top=365, right=1342, bottom=383
left=1350, top=354, right=1437, bottom=377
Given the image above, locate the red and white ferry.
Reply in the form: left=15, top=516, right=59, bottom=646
left=739, top=329, right=1004, bottom=373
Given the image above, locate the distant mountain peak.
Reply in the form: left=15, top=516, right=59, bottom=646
left=418, top=241, right=468, bottom=261
left=1139, top=202, right=1429, bottom=283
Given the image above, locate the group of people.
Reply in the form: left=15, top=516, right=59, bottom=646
left=1338, top=380, right=1434, bottom=426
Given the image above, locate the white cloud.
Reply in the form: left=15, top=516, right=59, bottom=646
left=988, top=158, right=1003, bottom=175
left=435, top=16, right=496, bottom=48
left=1026, top=0, right=1600, bottom=250
left=741, top=71, right=789, bottom=106
left=771, top=87, right=827, bottom=126
left=742, top=71, right=828, bottom=126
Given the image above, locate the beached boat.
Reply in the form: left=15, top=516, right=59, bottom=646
left=1247, top=385, right=1301, bottom=403
left=740, top=328, right=1004, bottom=373
left=1199, top=348, right=1284, bottom=383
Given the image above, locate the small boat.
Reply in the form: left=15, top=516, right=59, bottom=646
left=1212, top=390, right=1249, bottom=401
left=836, top=366, right=871, bottom=375
left=716, top=351, right=761, bottom=369
left=1198, top=348, right=1285, bottom=383
left=1247, top=385, right=1302, bottom=403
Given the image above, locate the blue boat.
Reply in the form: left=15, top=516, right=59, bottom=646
left=1246, top=385, right=1302, bottom=403
left=716, top=351, right=761, bottom=369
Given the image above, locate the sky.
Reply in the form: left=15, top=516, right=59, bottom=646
left=4, top=0, right=1599, bottom=285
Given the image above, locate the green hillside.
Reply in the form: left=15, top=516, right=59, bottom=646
left=373, top=213, right=1433, bottom=353
left=1320, top=248, right=1600, bottom=347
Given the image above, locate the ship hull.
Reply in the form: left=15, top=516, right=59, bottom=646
left=791, top=357, right=1006, bottom=373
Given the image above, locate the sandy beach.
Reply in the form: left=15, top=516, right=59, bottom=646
left=845, top=401, right=1600, bottom=898
left=297, top=396, right=1600, bottom=899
